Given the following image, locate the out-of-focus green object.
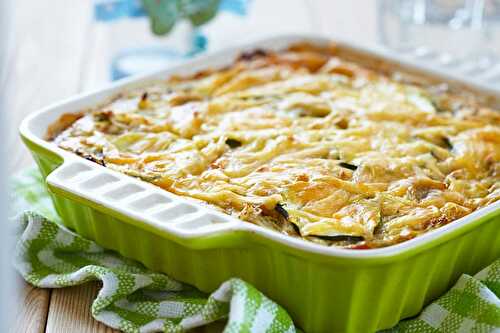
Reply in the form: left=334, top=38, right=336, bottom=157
left=142, top=0, right=221, bottom=35
left=181, top=0, right=221, bottom=26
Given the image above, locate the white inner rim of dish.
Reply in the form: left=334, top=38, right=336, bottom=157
left=20, top=34, right=500, bottom=258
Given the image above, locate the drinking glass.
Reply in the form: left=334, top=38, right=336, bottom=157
left=378, top=0, right=500, bottom=85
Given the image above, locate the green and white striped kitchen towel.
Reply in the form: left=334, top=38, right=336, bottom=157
left=12, top=168, right=500, bottom=333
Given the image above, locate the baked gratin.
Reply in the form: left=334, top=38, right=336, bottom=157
left=47, top=44, right=500, bottom=249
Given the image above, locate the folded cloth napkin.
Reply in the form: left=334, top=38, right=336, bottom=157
left=12, top=168, right=500, bottom=333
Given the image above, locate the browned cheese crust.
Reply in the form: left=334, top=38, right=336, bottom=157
left=48, top=43, right=500, bottom=248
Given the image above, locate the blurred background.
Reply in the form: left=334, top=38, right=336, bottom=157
left=4, top=0, right=500, bottom=174
left=1, top=0, right=499, bottom=332
left=0, top=0, right=11, bottom=332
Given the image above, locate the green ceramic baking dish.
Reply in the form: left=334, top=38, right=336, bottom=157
left=20, top=35, right=500, bottom=333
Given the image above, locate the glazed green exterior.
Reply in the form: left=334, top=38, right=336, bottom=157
left=24, top=136, right=500, bottom=333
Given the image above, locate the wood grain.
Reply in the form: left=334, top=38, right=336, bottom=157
left=46, top=282, right=118, bottom=333
left=12, top=278, right=50, bottom=333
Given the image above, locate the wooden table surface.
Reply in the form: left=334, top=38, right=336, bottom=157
left=7, top=1, right=377, bottom=332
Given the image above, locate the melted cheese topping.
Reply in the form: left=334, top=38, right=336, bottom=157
left=49, top=45, right=500, bottom=248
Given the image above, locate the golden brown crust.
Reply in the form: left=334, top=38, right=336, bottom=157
left=45, top=112, right=85, bottom=140
left=47, top=43, right=500, bottom=248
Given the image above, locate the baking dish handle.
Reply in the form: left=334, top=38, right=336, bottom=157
left=46, top=160, right=244, bottom=241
